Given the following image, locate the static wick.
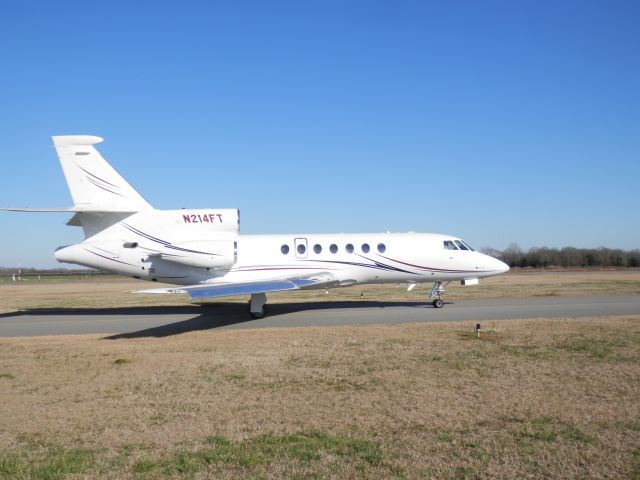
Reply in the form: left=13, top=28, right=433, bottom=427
left=475, top=323, right=481, bottom=338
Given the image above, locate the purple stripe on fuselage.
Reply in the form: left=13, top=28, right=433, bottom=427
left=307, top=258, right=418, bottom=275
left=378, top=254, right=493, bottom=273
left=86, top=248, right=137, bottom=267
left=121, top=223, right=220, bottom=256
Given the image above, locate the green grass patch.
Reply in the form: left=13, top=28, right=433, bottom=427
left=114, top=358, right=131, bottom=365
left=132, top=458, right=162, bottom=474
left=435, top=430, right=454, bottom=443
left=0, top=453, right=19, bottom=477
left=0, top=373, right=15, bottom=380
left=631, top=448, right=640, bottom=480
left=97, top=445, right=134, bottom=474
left=0, top=443, right=94, bottom=480
left=133, top=432, right=385, bottom=477
left=224, top=372, right=247, bottom=382
left=620, top=422, right=640, bottom=432
left=1, top=433, right=387, bottom=479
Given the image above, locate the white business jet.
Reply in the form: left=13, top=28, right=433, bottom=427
left=3, top=136, right=509, bottom=317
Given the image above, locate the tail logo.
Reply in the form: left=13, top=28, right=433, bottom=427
left=77, top=166, right=124, bottom=198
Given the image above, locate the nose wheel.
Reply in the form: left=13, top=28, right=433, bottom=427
left=432, top=299, right=444, bottom=308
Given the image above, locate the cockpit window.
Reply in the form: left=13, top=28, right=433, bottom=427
left=444, top=240, right=458, bottom=250
left=454, top=240, right=469, bottom=251
left=460, top=240, right=475, bottom=251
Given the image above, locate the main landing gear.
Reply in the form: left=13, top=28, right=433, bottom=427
left=429, top=282, right=450, bottom=308
left=249, top=292, right=267, bottom=319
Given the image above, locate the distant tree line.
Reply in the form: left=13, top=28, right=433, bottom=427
left=0, top=267, right=101, bottom=276
left=481, top=244, right=640, bottom=269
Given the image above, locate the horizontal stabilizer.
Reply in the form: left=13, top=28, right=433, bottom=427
left=0, top=207, right=139, bottom=213
left=0, top=208, right=75, bottom=212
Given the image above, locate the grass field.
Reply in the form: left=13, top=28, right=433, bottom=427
left=0, top=272, right=639, bottom=478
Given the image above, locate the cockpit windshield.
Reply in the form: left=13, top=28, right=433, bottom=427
left=454, top=240, right=469, bottom=251
left=443, top=239, right=475, bottom=251
left=443, top=240, right=458, bottom=250
left=460, top=240, right=475, bottom=251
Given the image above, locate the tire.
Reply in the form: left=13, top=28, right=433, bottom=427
left=433, top=299, right=444, bottom=308
left=249, top=306, right=267, bottom=319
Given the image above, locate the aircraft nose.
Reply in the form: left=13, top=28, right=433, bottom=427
left=492, top=258, right=510, bottom=273
left=480, top=253, right=509, bottom=274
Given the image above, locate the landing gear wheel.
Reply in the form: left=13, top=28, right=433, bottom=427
left=248, top=292, right=268, bottom=319
left=249, top=305, right=267, bottom=319
left=432, top=299, right=444, bottom=309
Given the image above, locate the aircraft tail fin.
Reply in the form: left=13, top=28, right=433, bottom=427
left=52, top=135, right=152, bottom=212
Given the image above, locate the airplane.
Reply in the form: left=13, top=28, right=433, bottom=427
left=2, top=135, right=509, bottom=318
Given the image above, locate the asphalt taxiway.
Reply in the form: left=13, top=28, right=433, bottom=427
left=0, top=295, right=639, bottom=338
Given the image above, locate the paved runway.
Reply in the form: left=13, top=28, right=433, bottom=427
left=1, top=295, right=639, bottom=338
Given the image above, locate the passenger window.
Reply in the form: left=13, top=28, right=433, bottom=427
left=361, top=243, right=370, bottom=253
left=454, top=240, right=469, bottom=251
left=346, top=243, right=354, bottom=253
left=297, top=244, right=307, bottom=255
left=313, top=244, right=322, bottom=254
left=444, top=240, right=458, bottom=250
left=377, top=243, right=386, bottom=253
left=281, top=244, right=290, bottom=254
left=330, top=244, right=338, bottom=254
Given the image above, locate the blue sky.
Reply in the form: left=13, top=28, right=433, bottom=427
left=1, top=1, right=639, bottom=268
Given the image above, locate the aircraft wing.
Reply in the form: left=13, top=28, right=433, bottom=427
left=133, top=272, right=339, bottom=300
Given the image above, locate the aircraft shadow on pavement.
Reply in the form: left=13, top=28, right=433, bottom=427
left=104, top=300, right=433, bottom=339
left=0, top=305, right=206, bottom=318
left=0, top=300, right=433, bottom=339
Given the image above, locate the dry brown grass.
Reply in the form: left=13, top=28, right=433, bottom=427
left=1, top=316, right=639, bottom=478
left=1, top=270, right=639, bottom=315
